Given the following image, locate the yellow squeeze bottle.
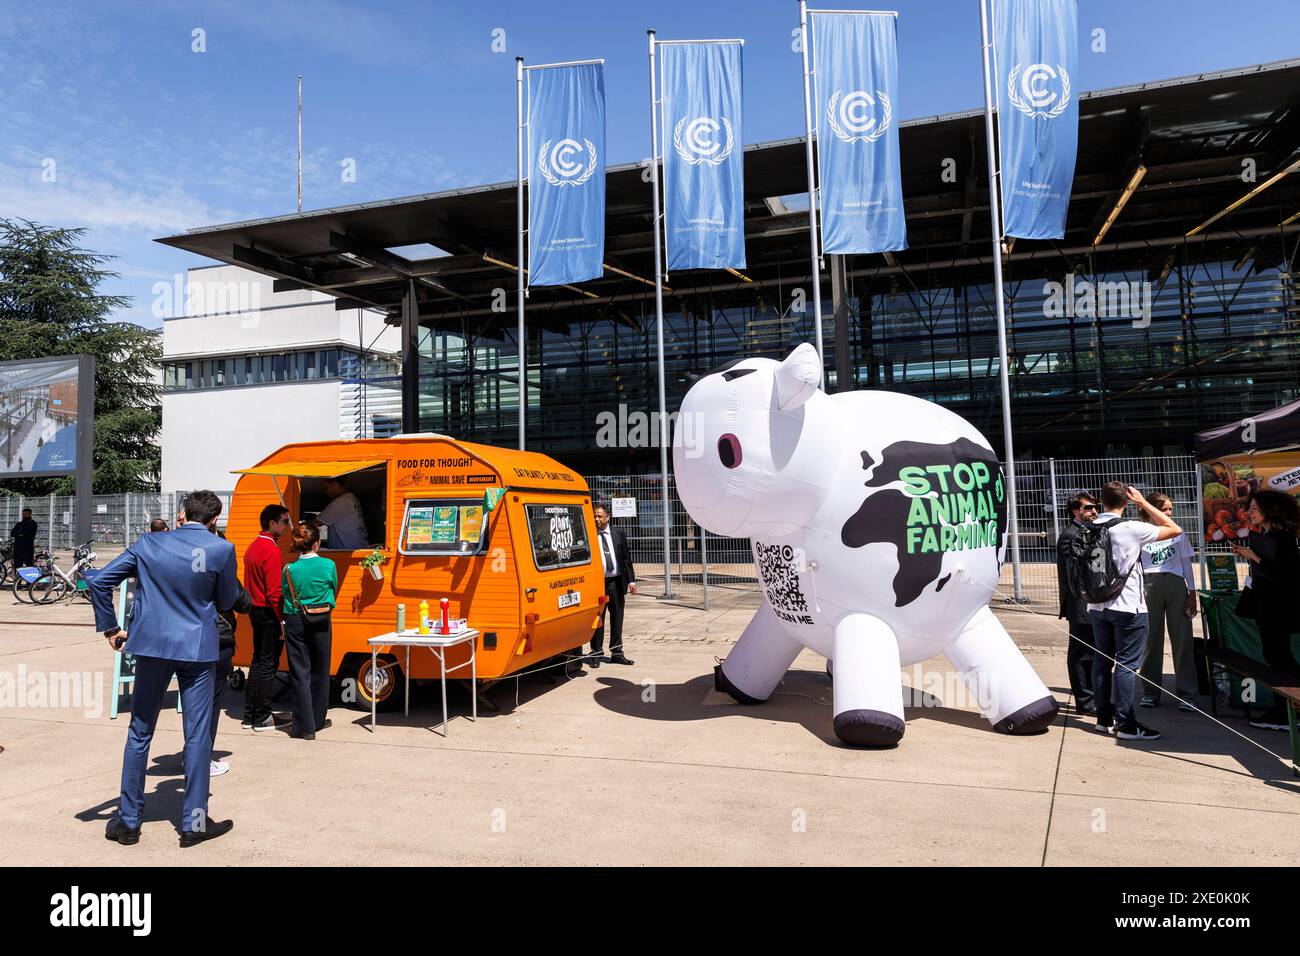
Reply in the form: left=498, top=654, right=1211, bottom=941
left=418, top=599, right=430, bottom=635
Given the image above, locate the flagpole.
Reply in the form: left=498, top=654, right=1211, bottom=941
left=647, top=30, right=675, bottom=600
left=978, top=0, right=1023, bottom=601
left=798, top=1, right=825, bottom=380
left=516, top=55, right=527, bottom=451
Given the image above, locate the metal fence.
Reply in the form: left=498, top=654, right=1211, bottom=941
left=1, top=455, right=1202, bottom=610
left=0, top=492, right=230, bottom=555
left=590, top=454, right=1203, bottom=611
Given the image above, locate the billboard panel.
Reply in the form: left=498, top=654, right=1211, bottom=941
left=0, top=356, right=83, bottom=476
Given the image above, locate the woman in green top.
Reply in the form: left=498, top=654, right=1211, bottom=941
left=282, top=522, right=338, bottom=739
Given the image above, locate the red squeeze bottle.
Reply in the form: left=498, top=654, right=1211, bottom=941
left=440, top=597, right=450, bottom=635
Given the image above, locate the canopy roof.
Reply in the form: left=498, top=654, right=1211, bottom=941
left=1195, top=398, right=1300, bottom=460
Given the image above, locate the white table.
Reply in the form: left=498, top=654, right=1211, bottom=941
left=367, top=629, right=478, bottom=736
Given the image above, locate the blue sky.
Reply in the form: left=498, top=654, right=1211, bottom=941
left=4, top=0, right=1299, bottom=326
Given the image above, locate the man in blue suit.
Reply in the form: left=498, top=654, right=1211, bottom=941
left=88, top=490, right=240, bottom=848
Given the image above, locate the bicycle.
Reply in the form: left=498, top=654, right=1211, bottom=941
left=31, top=543, right=97, bottom=604
left=0, top=539, right=12, bottom=588
left=12, top=550, right=53, bottom=603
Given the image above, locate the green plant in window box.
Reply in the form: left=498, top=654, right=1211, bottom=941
left=360, top=547, right=388, bottom=580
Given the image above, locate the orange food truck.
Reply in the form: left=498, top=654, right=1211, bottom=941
left=226, top=435, right=605, bottom=710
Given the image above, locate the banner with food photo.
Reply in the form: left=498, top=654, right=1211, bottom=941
left=1196, top=399, right=1300, bottom=547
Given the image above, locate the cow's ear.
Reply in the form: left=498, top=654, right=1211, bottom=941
left=775, top=343, right=821, bottom=409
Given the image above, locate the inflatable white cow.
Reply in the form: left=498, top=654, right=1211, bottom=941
left=672, top=343, right=1058, bottom=747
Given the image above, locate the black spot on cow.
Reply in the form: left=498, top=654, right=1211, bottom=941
left=936, top=573, right=952, bottom=592
left=860, top=450, right=875, bottom=472
left=841, top=437, right=1006, bottom=607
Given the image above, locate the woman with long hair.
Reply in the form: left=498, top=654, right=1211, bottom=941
left=1137, top=492, right=1199, bottom=711
left=1231, top=490, right=1300, bottom=731
left=281, top=522, right=338, bottom=740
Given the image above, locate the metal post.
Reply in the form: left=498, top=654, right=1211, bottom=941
left=798, top=1, right=825, bottom=377
left=124, top=491, right=131, bottom=546
left=1048, top=458, right=1060, bottom=543
left=978, top=0, right=1023, bottom=601
left=700, top=525, right=710, bottom=611
left=1194, top=459, right=1207, bottom=591
left=48, top=493, right=54, bottom=553
left=516, top=56, right=527, bottom=451
left=297, top=75, right=303, bottom=212
left=647, top=30, right=675, bottom=599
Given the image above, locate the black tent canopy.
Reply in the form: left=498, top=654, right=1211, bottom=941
left=1195, top=398, right=1300, bottom=460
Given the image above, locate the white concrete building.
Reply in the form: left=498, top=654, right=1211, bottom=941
left=160, top=264, right=401, bottom=492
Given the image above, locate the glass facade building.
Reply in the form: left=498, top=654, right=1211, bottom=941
left=413, top=242, right=1299, bottom=471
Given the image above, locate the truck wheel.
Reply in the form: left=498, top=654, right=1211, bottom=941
left=350, top=654, right=405, bottom=712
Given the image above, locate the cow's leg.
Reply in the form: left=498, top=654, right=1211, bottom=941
left=832, top=614, right=905, bottom=747
left=714, top=602, right=804, bottom=704
left=944, top=606, right=1059, bottom=734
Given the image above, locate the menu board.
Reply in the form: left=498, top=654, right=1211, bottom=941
left=430, top=506, right=458, bottom=544
left=1206, top=554, right=1239, bottom=594
left=460, top=505, right=484, bottom=544
left=406, top=506, right=434, bottom=545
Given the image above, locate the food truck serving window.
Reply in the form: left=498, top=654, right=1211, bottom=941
left=399, top=499, right=488, bottom=556
left=525, top=503, right=592, bottom=571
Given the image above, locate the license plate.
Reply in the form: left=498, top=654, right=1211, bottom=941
left=558, top=591, right=580, bottom=609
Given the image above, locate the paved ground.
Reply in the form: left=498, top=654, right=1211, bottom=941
left=1, top=590, right=1297, bottom=866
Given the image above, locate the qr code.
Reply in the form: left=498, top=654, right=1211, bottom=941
left=754, top=542, right=808, bottom=613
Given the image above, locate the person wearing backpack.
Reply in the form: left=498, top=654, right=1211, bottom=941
left=1057, top=492, right=1100, bottom=714
left=1080, top=481, right=1182, bottom=741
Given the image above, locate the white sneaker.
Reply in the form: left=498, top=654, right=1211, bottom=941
left=1248, top=717, right=1289, bottom=732
left=210, top=760, right=230, bottom=777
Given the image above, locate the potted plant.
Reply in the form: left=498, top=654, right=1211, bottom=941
left=360, top=547, right=388, bottom=581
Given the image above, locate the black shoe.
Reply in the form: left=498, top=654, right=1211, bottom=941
left=289, top=728, right=315, bottom=740
left=1115, top=721, right=1162, bottom=741
left=608, top=654, right=635, bottom=666
left=105, top=817, right=140, bottom=846
left=587, top=656, right=601, bottom=668
left=316, top=719, right=332, bottom=732
left=179, top=819, right=234, bottom=847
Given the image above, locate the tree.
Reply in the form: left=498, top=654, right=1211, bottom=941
left=0, top=219, right=160, bottom=495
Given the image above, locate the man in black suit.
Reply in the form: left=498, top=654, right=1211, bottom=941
left=11, top=508, right=37, bottom=568
left=1057, top=491, right=1099, bottom=714
left=589, top=502, right=636, bottom=667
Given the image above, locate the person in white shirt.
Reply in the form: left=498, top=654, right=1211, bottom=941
left=1137, top=492, right=1199, bottom=712
left=315, top=478, right=369, bottom=551
left=1087, top=481, right=1182, bottom=741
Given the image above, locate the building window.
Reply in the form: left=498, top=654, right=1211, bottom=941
left=162, top=348, right=374, bottom=391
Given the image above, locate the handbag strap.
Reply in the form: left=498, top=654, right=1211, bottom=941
left=284, top=566, right=307, bottom=614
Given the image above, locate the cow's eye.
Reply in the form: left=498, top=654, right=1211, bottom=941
left=722, top=368, right=756, bottom=382
left=718, top=434, right=742, bottom=469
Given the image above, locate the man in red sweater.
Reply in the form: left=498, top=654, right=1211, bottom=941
left=242, top=504, right=291, bottom=731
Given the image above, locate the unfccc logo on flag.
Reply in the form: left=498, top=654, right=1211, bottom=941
left=1007, top=62, right=1071, bottom=118
left=826, top=89, right=891, bottom=143
left=672, top=116, right=735, bottom=166
left=538, top=138, right=598, bottom=186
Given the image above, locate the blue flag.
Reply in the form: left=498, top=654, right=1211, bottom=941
left=527, top=62, right=605, bottom=286
left=661, top=42, right=746, bottom=271
left=994, top=0, right=1078, bottom=239
left=811, top=12, right=906, bottom=254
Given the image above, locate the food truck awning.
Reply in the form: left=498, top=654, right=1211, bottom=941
left=232, top=459, right=387, bottom=478
left=1194, top=399, right=1300, bottom=461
